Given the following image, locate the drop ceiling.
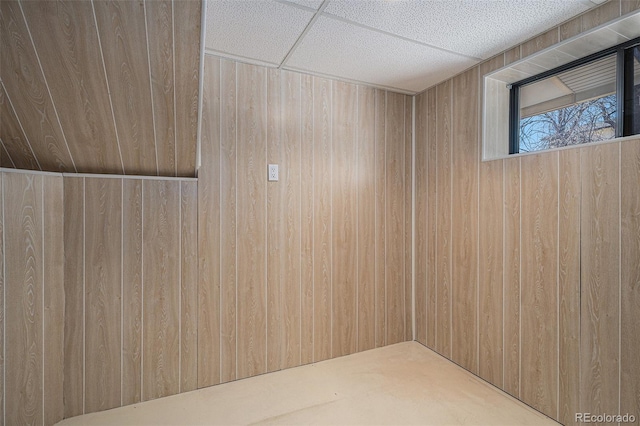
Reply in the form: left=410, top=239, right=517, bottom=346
left=205, top=0, right=606, bottom=94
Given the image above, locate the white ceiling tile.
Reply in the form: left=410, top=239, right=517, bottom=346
left=323, top=0, right=594, bottom=59
left=285, top=16, right=478, bottom=93
left=205, top=0, right=314, bottom=65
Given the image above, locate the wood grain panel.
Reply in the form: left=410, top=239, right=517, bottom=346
left=63, top=177, right=84, bottom=418
left=1, top=137, right=16, bottom=169
left=404, top=95, right=412, bottom=342
left=122, top=179, right=142, bottom=404
left=357, top=86, right=376, bottom=352
left=145, top=0, right=176, bottom=176
left=558, top=149, right=581, bottom=425
left=5, top=172, right=43, bottom=425
left=622, top=0, right=640, bottom=14
left=580, top=144, right=620, bottom=419
left=220, top=59, right=237, bottom=382
left=414, top=92, right=427, bottom=347
left=451, top=68, right=478, bottom=373
left=425, top=88, right=437, bottom=350
left=478, top=158, right=503, bottom=387
left=173, top=0, right=201, bottom=176
left=300, top=74, right=314, bottom=365
left=267, top=69, right=302, bottom=370
left=503, top=157, right=521, bottom=398
left=84, top=178, right=122, bottom=414
left=43, top=176, right=64, bottom=426
left=236, top=62, right=267, bottom=379
left=0, top=1, right=73, bottom=171
left=374, top=89, right=386, bottom=348
left=0, top=173, right=3, bottom=426
left=332, top=81, right=358, bottom=357
left=313, top=77, right=332, bottom=361
left=520, top=153, right=558, bottom=418
left=521, top=28, right=559, bottom=58
left=20, top=0, right=123, bottom=174
left=504, top=46, right=521, bottom=66
left=582, top=0, right=620, bottom=31
left=386, top=91, right=406, bottom=345
left=180, top=181, right=198, bottom=392
left=93, top=0, right=157, bottom=175
left=560, top=16, right=582, bottom=42
left=435, top=81, right=452, bottom=358
left=143, top=180, right=180, bottom=400
left=197, top=55, right=221, bottom=388
left=0, top=84, right=39, bottom=170
left=621, top=139, right=640, bottom=423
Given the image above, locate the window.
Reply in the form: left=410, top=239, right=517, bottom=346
left=509, top=37, right=640, bottom=154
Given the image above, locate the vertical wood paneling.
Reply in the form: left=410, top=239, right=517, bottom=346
left=558, top=149, right=581, bottom=425
left=435, top=81, right=452, bottom=357
left=267, top=69, right=302, bottom=370
left=267, top=69, right=282, bottom=373
left=374, top=89, right=386, bottom=348
left=300, top=74, right=314, bottom=365
left=43, top=176, right=64, bottom=426
left=63, top=177, right=84, bottom=418
left=622, top=0, right=640, bottom=14
left=122, top=179, right=143, bottom=405
left=93, top=0, right=157, bottom=175
left=357, top=86, right=376, bottom=352
left=0, top=1, right=73, bottom=172
left=451, top=68, right=479, bottom=373
left=143, top=180, right=180, bottom=400
left=236, top=62, right=267, bottom=379
left=425, top=88, right=437, bottom=350
left=332, top=81, right=358, bottom=357
left=5, top=173, right=43, bottom=425
left=279, top=71, right=301, bottom=369
left=478, top=158, right=503, bottom=387
left=503, top=157, right=521, bottom=398
left=404, top=96, right=413, bottom=342
left=220, top=59, right=237, bottom=383
left=0, top=84, right=39, bottom=171
left=84, top=178, right=122, bottom=414
left=386, top=92, right=405, bottom=345
left=414, top=92, right=427, bottom=347
left=20, top=0, right=123, bottom=174
left=520, top=153, right=558, bottom=418
left=581, top=0, right=620, bottom=31
left=197, top=55, right=221, bottom=388
left=621, top=139, right=640, bottom=423
left=180, top=181, right=198, bottom=392
left=521, top=28, right=559, bottom=58
left=580, top=144, right=620, bottom=420
left=173, top=0, right=201, bottom=176
left=0, top=173, right=3, bottom=426
left=145, top=0, right=176, bottom=176
left=313, top=77, right=332, bottom=362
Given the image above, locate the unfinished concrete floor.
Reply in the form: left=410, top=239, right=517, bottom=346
left=56, top=342, right=558, bottom=426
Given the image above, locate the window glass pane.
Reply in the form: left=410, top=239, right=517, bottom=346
left=632, top=46, right=640, bottom=135
left=518, top=54, right=617, bottom=153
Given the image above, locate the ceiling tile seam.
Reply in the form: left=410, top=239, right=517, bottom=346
left=90, top=0, right=126, bottom=175
left=279, top=0, right=331, bottom=69
left=272, top=0, right=318, bottom=13
left=281, top=64, right=417, bottom=95
left=204, top=48, right=280, bottom=69
left=17, top=0, right=78, bottom=173
left=0, top=139, right=18, bottom=169
left=319, top=12, right=483, bottom=62
left=0, top=81, right=43, bottom=171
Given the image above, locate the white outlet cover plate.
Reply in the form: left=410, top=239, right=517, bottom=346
left=268, top=164, right=279, bottom=181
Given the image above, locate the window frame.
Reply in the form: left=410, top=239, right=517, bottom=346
left=508, top=36, right=640, bottom=154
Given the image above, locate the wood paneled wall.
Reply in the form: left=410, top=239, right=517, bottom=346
left=0, top=170, right=65, bottom=426
left=415, top=1, right=640, bottom=424
left=197, top=56, right=413, bottom=388
left=62, top=176, right=197, bottom=418
left=0, top=0, right=201, bottom=176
